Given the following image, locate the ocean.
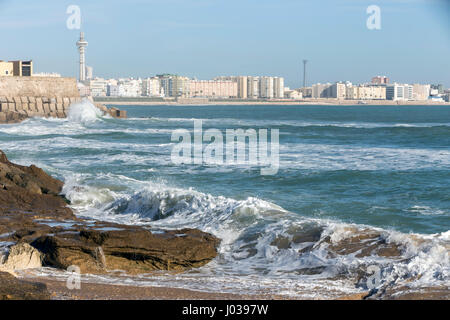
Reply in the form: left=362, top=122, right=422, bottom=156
left=1, top=101, right=449, bottom=298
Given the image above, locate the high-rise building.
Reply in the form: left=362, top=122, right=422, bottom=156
left=142, top=77, right=162, bottom=97
left=273, top=77, right=285, bottom=98
left=237, top=76, right=248, bottom=99
left=346, top=85, right=386, bottom=100
left=212, top=75, right=284, bottom=99
left=259, top=76, right=274, bottom=99
left=189, top=80, right=237, bottom=98
left=76, top=32, right=88, bottom=81
left=330, top=82, right=347, bottom=100
left=157, top=75, right=190, bottom=98
left=247, top=76, right=260, bottom=99
left=311, top=83, right=332, bottom=98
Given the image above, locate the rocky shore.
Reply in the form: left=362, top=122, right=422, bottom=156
left=0, top=149, right=219, bottom=299
left=0, top=149, right=447, bottom=300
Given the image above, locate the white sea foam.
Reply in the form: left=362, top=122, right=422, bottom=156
left=280, top=143, right=450, bottom=170
left=67, top=98, right=103, bottom=123
left=147, top=117, right=450, bottom=129
left=408, top=205, right=448, bottom=216
left=60, top=177, right=449, bottom=293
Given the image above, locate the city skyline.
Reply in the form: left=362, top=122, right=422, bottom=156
left=0, top=0, right=449, bottom=88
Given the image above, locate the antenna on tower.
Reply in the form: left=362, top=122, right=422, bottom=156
left=302, top=59, right=308, bottom=88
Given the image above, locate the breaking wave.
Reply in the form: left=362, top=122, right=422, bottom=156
left=63, top=177, right=450, bottom=294
left=67, top=98, right=103, bottom=123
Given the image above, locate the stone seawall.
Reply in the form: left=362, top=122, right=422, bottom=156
left=0, top=76, right=81, bottom=123
left=0, top=95, right=82, bottom=123
left=0, top=76, right=79, bottom=97
left=0, top=76, right=126, bottom=123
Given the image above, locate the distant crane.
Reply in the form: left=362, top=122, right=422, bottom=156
left=302, top=59, right=308, bottom=88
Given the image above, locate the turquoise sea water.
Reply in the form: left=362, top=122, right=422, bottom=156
left=1, top=103, right=449, bottom=297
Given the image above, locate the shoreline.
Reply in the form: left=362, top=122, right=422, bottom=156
left=17, top=276, right=297, bottom=300
left=94, top=99, right=450, bottom=106
left=16, top=273, right=450, bottom=300
left=17, top=273, right=372, bottom=300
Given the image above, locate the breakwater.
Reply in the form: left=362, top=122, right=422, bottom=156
left=0, top=76, right=126, bottom=123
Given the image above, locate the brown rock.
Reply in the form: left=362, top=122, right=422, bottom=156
left=0, top=272, right=50, bottom=300
left=336, top=291, right=370, bottom=300
left=366, top=285, right=450, bottom=300
left=0, top=242, right=42, bottom=272
left=323, top=228, right=402, bottom=259
left=32, top=227, right=220, bottom=274
left=0, top=150, right=64, bottom=196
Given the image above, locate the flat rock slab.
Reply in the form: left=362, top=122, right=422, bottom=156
left=32, top=227, right=219, bottom=274
left=0, top=272, right=50, bottom=300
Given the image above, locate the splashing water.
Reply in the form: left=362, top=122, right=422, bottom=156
left=67, top=98, right=103, bottom=123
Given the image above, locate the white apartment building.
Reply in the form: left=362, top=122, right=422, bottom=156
left=86, top=77, right=108, bottom=97
left=412, top=84, right=431, bottom=101
left=107, top=85, right=121, bottom=97
left=284, top=89, right=302, bottom=99
left=237, top=76, right=248, bottom=99
left=142, top=77, right=163, bottom=97
left=311, top=83, right=332, bottom=98
left=107, top=78, right=142, bottom=97
left=330, top=82, right=347, bottom=100
left=213, top=75, right=284, bottom=99
left=189, top=80, right=237, bottom=98
left=386, top=83, right=413, bottom=100
left=259, top=76, right=274, bottom=99
left=273, top=77, right=284, bottom=98
left=346, top=85, right=386, bottom=100
left=247, top=76, right=260, bottom=99
left=158, top=75, right=190, bottom=97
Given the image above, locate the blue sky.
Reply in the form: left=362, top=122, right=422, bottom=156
left=0, top=0, right=449, bottom=88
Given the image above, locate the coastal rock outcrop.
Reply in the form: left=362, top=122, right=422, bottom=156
left=0, top=243, right=42, bottom=273
left=0, top=149, right=220, bottom=281
left=32, top=227, right=219, bottom=274
left=0, top=271, right=50, bottom=300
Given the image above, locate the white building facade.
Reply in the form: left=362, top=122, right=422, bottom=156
left=386, top=83, right=413, bottom=101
